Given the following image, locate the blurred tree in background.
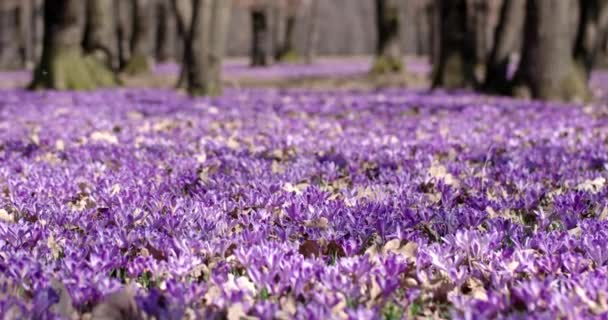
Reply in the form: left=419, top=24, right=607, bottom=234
left=0, top=0, right=607, bottom=100
left=30, top=0, right=117, bottom=89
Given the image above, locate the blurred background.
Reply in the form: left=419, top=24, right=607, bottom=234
left=1, top=0, right=607, bottom=101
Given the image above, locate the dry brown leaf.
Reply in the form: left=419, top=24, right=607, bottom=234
left=369, top=239, right=419, bottom=261
left=0, top=208, right=13, bottom=223
left=305, top=217, right=329, bottom=229
left=90, top=131, right=118, bottom=144
left=55, top=139, right=65, bottom=151
left=47, top=234, right=63, bottom=260
left=227, top=303, right=249, bottom=320
left=195, top=152, right=207, bottom=163
left=282, top=182, right=309, bottom=194
left=299, top=240, right=323, bottom=258
left=50, top=280, right=78, bottom=319
left=428, top=162, right=459, bottom=187
left=599, top=206, right=608, bottom=220
left=91, top=287, right=141, bottom=320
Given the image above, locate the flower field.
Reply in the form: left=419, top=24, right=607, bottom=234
left=1, top=85, right=608, bottom=319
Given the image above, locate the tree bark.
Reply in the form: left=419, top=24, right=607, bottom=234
left=186, top=0, right=232, bottom=96
left=272, top=5, right=285, bottom=60
left=305, top=0, right=320, bottom=64
left=250, top=6, right=272, bottom=67
left=573, top=0, right=608, bottom=80
left=512, top=0, right=588, bottom=102
left=0, top=1, right=21, bottom=70
left=30, top=0, right=116, bottom=90
left=18, top=1, right=34, bottom=67
left=596, top=20, right=608, bottom=68
left=467, top=0, right=489, bottom=67
left=123, top=0, right=154, bottom=75
left=114, top=0, right=131, bottom=69
left=32, top=0, right=43, bottom=63
left=432, top=0, right=476, bottom=89
left=371, top=0, right=403, bottom=74
left=427, top=0, right=441, bottom=67
left=155, top=0, right=178, bottom=62
left=276, top=13, right=297, bottom=62
left=83, top=0, right=117, bottom=69
left=483, top=0, right=525, bottom=93
left=172, top=0, right=192, bottom=88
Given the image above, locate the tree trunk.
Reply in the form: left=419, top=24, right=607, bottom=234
left=595, top=20, right=608, bottom=68
left=467, top=0, right=489, bottom=67
left=155, top=0, right=177, bottom=62
left=83, top=0, right=117, bottom=69
left=276, top=13, right=298, bottom=62
left=123, top=0, right=154, bottom=75
left=272, top=5, right=285, bottom=60
left=186, top=0, right=232, bottom=96
left=0, top=1, right=21, bottom=70
left=18, top=1, right=34, bottom=68
left=483, top=0, right=525, bottom=93
left=427, top=1, right=441, bottom=67
left=30, top=0, right=116, bottom=90
left=512, top=0, right=588, bottom=102
left=414, top=0, right=431, bottom=57
left=573, top=0, right=608, bottom=81
left=114, top=0, right=131, bottom=69
left=432, top=0, right=476, bottom=89
left=32, top=0, right=43, bottom=63
left=305, top=0, right=320, bottom=64
left=172, top=0, right=192, bottom=88
left=371, top=0, right=403, bottom=74
left=250, top=7, right=272, bottom=67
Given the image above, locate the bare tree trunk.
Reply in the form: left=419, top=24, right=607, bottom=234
left=596, top=20, right=608, bottom=68
left=413, top=0, right=430, bottom=57
left=83, top=0, right=117, bottom=69
left=186, top=0, right=232, bottom=96
left=573, top=0, right=608, bottom=80
left=32, top=0, right=43, bottom=63
left=467, top=0, right=489, bottom=67
left=432, top=0, right=476, bottom=89
left=18, top=1, right=34, bottom=68
left=156, top=0, right=178, bottom=62
left=30, top=0, right=116, bottom=90
left=305, top=0, right=320, bottom=64
left=172, top=0, right=192, bottom=88
left=276, top=13, right=297, bottom=62
left=512, top=0, right=588, bottom=101
left=426, top=1, right=440, bottom=66
left=0, top=1, right=21, bottom=70
left=115, top=0, right=131, bottom=69
left=272, top=5, right=285, bottom=60
left=371, top=0, right=403, bottom=74
left=483, top=0, right=525, bottom=93
left=123, top=0, right=154, bottom=75
left=250, top=6, right=272, bottom=67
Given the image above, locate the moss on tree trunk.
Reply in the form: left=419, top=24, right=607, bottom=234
left=432, top=0, right=476, bottom=89
left=123, top=0, right=154, bottom=75
left=30, top=46, right=117, bottom=90
left=122, top=53, right=151, bottom=76
left=30, top=0, right=117, bottom=90
left=275, top=14, right=299, bottom=63
left=371, top=0, right=403, bottom=75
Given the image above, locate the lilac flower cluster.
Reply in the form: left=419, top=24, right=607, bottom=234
left=1, top=86, right=608, bottom=319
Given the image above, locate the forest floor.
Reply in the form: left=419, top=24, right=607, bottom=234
left=0, top=56, right=430, bottom=91
left=3, top=58, right=608, bottom=318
